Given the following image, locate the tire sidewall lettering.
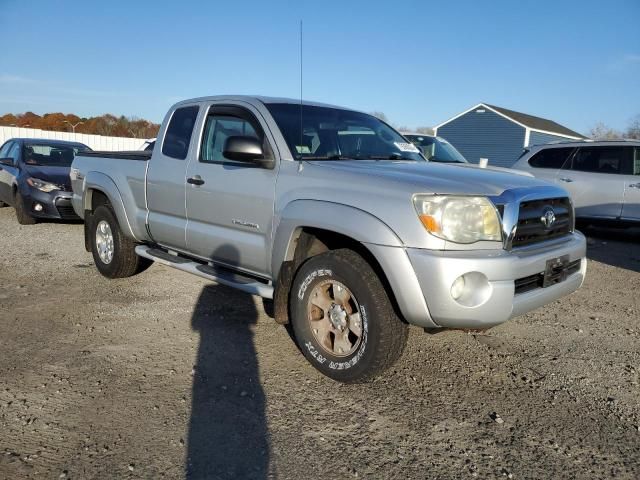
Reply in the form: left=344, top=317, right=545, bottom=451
left=297, top=268, right=332, bottom=300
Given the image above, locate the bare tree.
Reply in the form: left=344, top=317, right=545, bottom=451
left=625, top=115, right=640, bottom=140
left=588, top=122, right=622, bottom=140
left=370, top=111, right=390, bottom=123
left=415, top=126, right=435, bottom=135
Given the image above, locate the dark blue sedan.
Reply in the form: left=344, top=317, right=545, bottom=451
left=0, top=138, right=91, bottom=224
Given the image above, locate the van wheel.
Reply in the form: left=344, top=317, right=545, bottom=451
left=0, top=200, right=7, bottom=208
left=290, top=249, right=408, bottom=383
left=90, top=205, right=151, bottom=278
left=14, top=192, right=36, bottom=225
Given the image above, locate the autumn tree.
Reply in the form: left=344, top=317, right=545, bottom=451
left=0, top=111, right=160, bottom=138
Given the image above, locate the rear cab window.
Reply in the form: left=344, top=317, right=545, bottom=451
left=162, top=105, right=200, bottom=160
left=528, top=147, right=575, bottom=169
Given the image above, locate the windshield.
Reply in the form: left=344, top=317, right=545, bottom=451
left=266, top=103, right=424, bottom=161
left=404, top=135, right=467, bottom=163
left=22, top=143, right=89, bottom=167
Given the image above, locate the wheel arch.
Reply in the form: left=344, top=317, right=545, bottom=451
left=82, top=172, right=137, bottom=241
left=270, top=200, right=435, bottom=328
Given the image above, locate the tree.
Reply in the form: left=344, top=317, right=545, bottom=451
left=415, top=126, right=435, bottom=136
left=588, top=122, right=622, bottom=140
left=369, top=111, right=390, bottom=123
left=0, top=111, right=160, bottom=138
left=625, top=115, right=640, bottom=140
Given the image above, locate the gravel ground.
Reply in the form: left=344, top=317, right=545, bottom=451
left=0, top=207, right=638, bottom=479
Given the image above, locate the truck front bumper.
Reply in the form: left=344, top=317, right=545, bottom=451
left=405, top=232, right=586, bottom=329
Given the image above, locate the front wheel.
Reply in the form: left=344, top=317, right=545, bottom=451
left=14, top=192, right=36, bottom=225
left=90, top=205, right=151, bottom=278
left=290, top=249, right=409, bottom=383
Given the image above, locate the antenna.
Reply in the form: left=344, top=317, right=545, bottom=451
left=299, top=19, right=303, bottom=162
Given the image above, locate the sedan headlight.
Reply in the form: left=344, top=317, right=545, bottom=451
left=27, top=177, right=60, bottom=193
left=413, top=195, right=502, bottom=244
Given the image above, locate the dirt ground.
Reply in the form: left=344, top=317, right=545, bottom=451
left=0, top=207, right=638, bottom=480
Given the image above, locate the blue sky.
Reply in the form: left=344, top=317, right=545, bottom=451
left=1, top=0, right=638, bottom=134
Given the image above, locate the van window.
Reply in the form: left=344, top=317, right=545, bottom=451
left=634, top=148, right=640, bottom=175
left=571, top=146, right=630, bottom=174
left=162, top=105, right=199, bottom=160
left=528, top=147, right=574, bottom=169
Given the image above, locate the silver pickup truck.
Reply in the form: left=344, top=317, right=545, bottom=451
left=71, top=95, right=587, bottom=382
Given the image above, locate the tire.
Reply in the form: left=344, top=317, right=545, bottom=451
left=290, top=249, right=408, bottom=383
left=0, top=200, right=7, bottom=208
left=14, top=192, right=36, bottom=225
left=90, top=205, right=151, bottom=278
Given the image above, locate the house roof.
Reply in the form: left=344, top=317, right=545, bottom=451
left=485, top=104, right=586, bottom=139
left=435, top=103, right=586, bottom=139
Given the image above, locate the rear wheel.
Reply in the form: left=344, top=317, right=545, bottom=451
left=14, top=192, right=36, bottom=225
left=90, top=205, right=151, bottom=278
left=0, top=200, right=7, bottom=207
left=290, top=249, right=408, bottom=383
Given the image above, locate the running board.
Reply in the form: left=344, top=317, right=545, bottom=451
left=135, top=245, right=273, bottom=299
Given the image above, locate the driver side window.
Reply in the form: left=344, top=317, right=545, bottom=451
left=200, top=115, right=259, bottom=163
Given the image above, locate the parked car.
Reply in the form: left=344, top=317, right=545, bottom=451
left=512, top=140, right=640, bottom=225
left=404, top=132, right=533, bottom=177
left=402, top=133, right=468, bottom=163
left=0, top=138, right=91, bottom=224
left=70, top=96, right=586, bottom=382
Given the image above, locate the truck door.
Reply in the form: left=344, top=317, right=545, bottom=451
left=185, top=104, right=277, bottom=277
left=621, top=146, right=640, bottom=221
left=555, top=146, right=628, bottom=219
left=146, top=105, right=200, bottom=250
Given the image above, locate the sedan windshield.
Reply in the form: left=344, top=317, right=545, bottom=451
left=404, top=135, right=467, bottom=163
left=23, top=143, right=89, bottom=167
left=266, top=103, right=424, bottom=161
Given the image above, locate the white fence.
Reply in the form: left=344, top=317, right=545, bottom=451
left=0, top=126, right=147, bottom=151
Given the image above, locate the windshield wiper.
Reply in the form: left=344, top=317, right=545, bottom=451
left=364, top=154, right=415, bottom=160
left=302, top=154, right=351, bottom=161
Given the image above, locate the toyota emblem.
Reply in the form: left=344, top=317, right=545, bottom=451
left=540, top=206, right=556, bottom=229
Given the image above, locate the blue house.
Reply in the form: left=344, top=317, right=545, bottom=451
left=434, top=103, right=586, bottom=167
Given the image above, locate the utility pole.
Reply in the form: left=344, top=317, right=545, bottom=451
left=64, top=120, right=84, bottom=133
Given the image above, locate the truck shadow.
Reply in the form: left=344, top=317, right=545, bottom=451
left=186, top=263, right=270, bottom=477
left=579, top=226, right=640, bottom=273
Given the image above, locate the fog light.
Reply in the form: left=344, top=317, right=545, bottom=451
left=33, top=203, right=43, bottom=212
left=451, top=275, right=466, bottom=300
left=450, top=272, right=493, bottom=308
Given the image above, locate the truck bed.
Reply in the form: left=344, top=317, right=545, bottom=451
left=71, top=150, right=152, bottom=241
left=78, top=150, right=152, bottom=161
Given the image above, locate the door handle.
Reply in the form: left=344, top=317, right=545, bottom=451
left=559, top=177, right=573, bottom=183
left=187, top=175, right=205, bottom=186
left=629, top=183, right=640, bottom=189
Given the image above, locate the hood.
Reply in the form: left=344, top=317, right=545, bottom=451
left=451, top=162, right=534, bottom=177
left=23, top=165, right=72, bottom=188
left=307, top=160, right=550, bottom=197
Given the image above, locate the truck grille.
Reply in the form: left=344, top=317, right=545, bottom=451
left=511, top=197, right=572, bottom=248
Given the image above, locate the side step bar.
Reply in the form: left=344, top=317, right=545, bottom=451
left=135, top=245, right=274, bottom=299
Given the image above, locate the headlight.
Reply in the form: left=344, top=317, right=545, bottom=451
left=27, top=177, right=60, bottom=193
left=413, top=195, right=502, bottom=244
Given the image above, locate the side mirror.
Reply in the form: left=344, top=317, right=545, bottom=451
left=223, top=136, right=274, bottom=169
left=0, top=157, right=13, bottom=166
